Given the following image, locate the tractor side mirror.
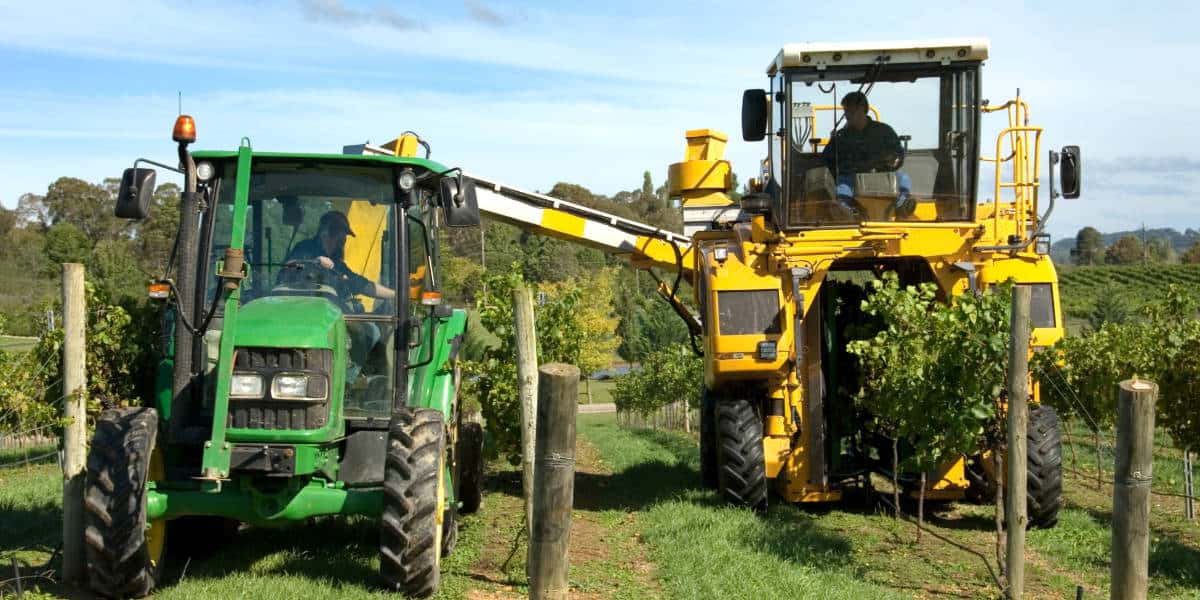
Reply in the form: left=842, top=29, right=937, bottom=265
left=741, top=89, right=768, bottom=142
left=115, top=168, right=156, bottom=219
left=440, top=176, right=481, bottom=227
left=1060, top=145, right=1081, bottom=199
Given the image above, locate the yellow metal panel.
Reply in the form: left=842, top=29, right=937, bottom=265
left=684, top=129, right=727, bottom=160
left=763, top=436, right=790, bottom=478
left=343, top=202, right=388, bottom=311
left=668, top=160, right=732, bottom=196
left=540, top=209, right=587, bottom=240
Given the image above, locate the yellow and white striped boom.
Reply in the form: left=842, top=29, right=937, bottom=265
left=345, top=136, right=694, bottom=275
left=465, top=173, right=693, bottom=274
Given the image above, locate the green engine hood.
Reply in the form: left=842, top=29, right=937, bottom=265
left=233, top=296, right=342, bottom=349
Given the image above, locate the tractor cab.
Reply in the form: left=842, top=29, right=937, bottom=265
left=199, top=158, right=439, bottom=421
left=742, top=39, right=988, bottom=228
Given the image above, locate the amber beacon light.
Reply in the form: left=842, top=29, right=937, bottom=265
left=172, top=115, right=196, bottom=143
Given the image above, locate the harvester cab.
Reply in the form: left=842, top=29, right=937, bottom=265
left=671, top=38, right=1080, bottom=523
left=90, top=125, right=484, bottom=598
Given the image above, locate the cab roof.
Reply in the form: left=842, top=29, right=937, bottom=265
left=768, top=37, right=989, bottom=75
left=190, top=150, right=450, bottom=174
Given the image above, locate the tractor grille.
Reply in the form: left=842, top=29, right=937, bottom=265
left=228, top=347, right=333, bottom=431
left=717, top=290, right=783, bottom=336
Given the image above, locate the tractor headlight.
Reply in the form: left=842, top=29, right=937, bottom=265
left=398, top=168, right=416, bottom=191
left=196, top=161, right=215, bottom=182
left=230, top=372, right=265, bottom=398
left=272, top=372, right=328, bottom=401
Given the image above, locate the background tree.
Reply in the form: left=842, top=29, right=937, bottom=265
left=1073, top=226, right=1103, bottom=265
left=43, top=177, right=126, bottom=243
left=1105, top=234, right=1145, bottom=265
left=1182, top=240, right=1200, bottom=264
left=1148, top=236, right=1176, bottom=263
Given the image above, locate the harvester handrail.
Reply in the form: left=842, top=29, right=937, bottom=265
left=987, top=124, right=1043, bottom=248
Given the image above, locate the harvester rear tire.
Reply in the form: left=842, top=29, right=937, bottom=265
left=455, top=421, right=484, bottom=514
left=381, top=408, right=445, bottom=597
left=84, top=407, right=160, bottom=599
left=699, top=391, right=718, bottom=489
left=716, top=399, right=768, bottom=512
left=1027, top=405, right=1063, bottom=529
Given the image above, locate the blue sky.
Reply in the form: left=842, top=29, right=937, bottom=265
left=1, top=0, right=1197, bottom=241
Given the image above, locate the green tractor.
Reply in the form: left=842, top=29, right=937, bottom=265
left=85, top=119, right=485, bottom=598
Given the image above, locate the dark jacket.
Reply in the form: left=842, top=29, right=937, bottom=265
left=822, top=118, right=902, bottom=175
left=286, top=238, right=373, bottom=297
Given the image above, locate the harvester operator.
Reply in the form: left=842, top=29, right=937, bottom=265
left=821, top=91, right=912, bottom=216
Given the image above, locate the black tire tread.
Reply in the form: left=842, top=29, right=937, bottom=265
left=1027, top=405, right=1064, bottom=529
left=699, top=391, right=718, bottom=489
left=716, top=399, right=768, bottom=512
left=456, top=421, right=484, bottom=514
left=380, top=407, right=444, bottom=597
left=84, top=407, right=159, bottom=599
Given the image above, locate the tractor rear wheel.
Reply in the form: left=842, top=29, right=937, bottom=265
left=455, top=421, right=484, bottom=514
left=1027, top=405, right=1064, bottom=529
left=716, top=399, right=768, bottom=512
left=84, top=407, right=162, bottom=599
left=699, top=391, right=718, bottom=489
left=381, top=408, right=446, bottom=597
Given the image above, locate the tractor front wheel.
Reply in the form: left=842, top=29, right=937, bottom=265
left=716, top=399, right=768, bottom=512
left=381, top=408, right=447, bottom=597
left=84, top=407, right=162, bottom=599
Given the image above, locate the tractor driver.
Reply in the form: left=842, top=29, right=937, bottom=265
left=285, top=210, right=397, bottom=384
left=286, top=210, right=397, bottom=303
left=821, top=91, right=913, bottom=217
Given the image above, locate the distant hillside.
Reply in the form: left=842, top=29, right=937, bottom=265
left=1050, top=227, right=1200, bottom=263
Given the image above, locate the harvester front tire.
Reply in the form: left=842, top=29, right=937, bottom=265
left=699, top=391, right=718, bottom=489
left=455, top=421, right=484, bottom=514
left=716, top=399, right=768, bottom=512
left=381, top=408, right=446, bottom=597
left=1027, top=405, right=1064, bottom=529
left=84, top=407, right=161, bottom=599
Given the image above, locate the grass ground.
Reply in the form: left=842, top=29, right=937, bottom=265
left=579, top=379, right=614, bottom=405
left=0, top=335, right=37, bottom=353
left=6, top=415, right=1200, bottom=598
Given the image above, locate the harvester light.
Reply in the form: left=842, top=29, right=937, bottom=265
left=713, top=247, right=729, bottom=263
left=398, top=168, right=416, bottom=191
left=147, top=283, right=170, bottom=300
left=757, top=341, right=777, bottom=360
left=172, top=115, right=196, bottom=144
left=1034, top=234, right=1051, bottom=255
left=196, top=161, right=215, bottom=182
left=230, top=373, right=264, bottom=398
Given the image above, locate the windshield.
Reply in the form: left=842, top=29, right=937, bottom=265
left=779, top=63, right=979, bottom=227
left=206, top=161, right=434, bottom=315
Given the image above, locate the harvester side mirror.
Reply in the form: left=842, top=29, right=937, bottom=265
left=741, top=89, right=768, bottom=142
left=1060, top=145, right=1081, bottom=199
left=439, top=177, right=481, bottom=227
left=115, top=168, right=157, bottom=220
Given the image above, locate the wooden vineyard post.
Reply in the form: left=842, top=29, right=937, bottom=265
left=1111, top=379, right=1157, bottom=600
left=61, top=263, right=87, bottom=584
left=1006, top=284, right=1031, bottom=599
left=528, top=363, right=578, bottom=600
left=513, top=287, right=539, bottom=538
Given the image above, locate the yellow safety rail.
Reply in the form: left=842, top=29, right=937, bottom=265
left=981, top=96, right=1042, bottom=246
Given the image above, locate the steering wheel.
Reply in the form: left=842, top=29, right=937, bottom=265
left=275, top=259, right=355, bottom=309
